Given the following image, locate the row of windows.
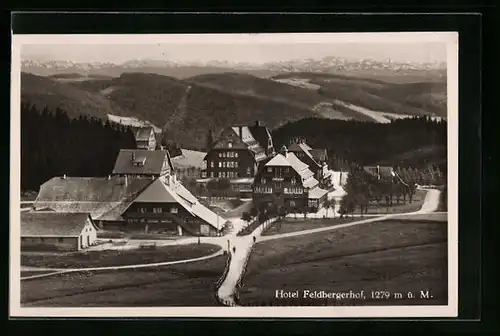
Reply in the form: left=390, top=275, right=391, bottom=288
left=213, top=171, right=239, bottom=178
left=285, top=187, right=304, bottom=194
left=138, top=207, right=178, bottom=214
left=267, top=167, right=290, bottom=174
left=218, top=151, right=239, bottom=158
left=261, top=177, right=297, bottom=184
left=211, top=161, right=239, bottom=168
left=254, top=186, right=273, bottom=194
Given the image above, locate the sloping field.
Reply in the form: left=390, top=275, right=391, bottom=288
left=239, top=219, right=447, bottom=306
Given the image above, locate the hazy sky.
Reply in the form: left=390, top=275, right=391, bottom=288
left=22, top=42, right=447, bottom=64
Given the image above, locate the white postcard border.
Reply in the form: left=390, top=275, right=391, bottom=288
left=10, top=32, right=459, bottom=318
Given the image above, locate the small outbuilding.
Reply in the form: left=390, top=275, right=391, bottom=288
left=21, top=212, right=98, bottom=252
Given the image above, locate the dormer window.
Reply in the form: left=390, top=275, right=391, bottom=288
left=133, top=156, right=147, bottom=166
left=291, top=177, right=297, bottom=185
left=228, top=142, right=233, bottom=148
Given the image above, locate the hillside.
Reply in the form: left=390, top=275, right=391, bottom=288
left=271, top=72, right=447, bottom=118
left=21, top=72, right=132, bottom=120
left=272, top=117, right=447, bottom=169
left=21, top=70, right=448, bottom=150
left=22, top=72, right=319, bottom=149
left=186, top=72, right=326, bottom=110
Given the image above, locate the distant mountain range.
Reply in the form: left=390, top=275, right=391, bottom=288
left=21, top=57, right=447, bottom=79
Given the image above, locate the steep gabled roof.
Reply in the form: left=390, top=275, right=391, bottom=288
left=287, top=152, right=312, bottom=177
left=265, top=154, right=291, bottom=167
left=133, top=178, right=178, bottom=203
left=112, top=149, right=173, bottom=175
left=310, top=149, right=327, bottom=163
left=248, top=123, right=273, bottom=151
left=264, top=152, right=315, bottom=183
left=21, top=212, right=94, bottom=237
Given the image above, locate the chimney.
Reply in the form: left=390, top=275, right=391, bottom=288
left=280, top=145, right=288, bottom=158
left=62, top=174, right=67, bottom=180
left=238, top=126, right=243, bottom=140
left=107, top=175, right=111, bottom=180
left=255, top=120, right=261, bottom=127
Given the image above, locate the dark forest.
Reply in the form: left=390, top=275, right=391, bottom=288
left=21, top=103, right=137, bottom=191
left=272, top=116, right=447, bottom=171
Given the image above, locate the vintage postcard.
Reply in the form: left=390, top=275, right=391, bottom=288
left=10, top=32, right=458, bottom=318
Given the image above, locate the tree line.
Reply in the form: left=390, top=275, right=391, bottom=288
left=21, top=102, right=137, bottom=191
left=337, top=164, right=438, bottom=217
left=272, top=116, right=447, bottom=170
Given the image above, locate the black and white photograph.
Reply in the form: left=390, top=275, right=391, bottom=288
left=10, top=32, right=458, bottom=318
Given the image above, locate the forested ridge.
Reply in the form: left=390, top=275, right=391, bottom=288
left=272, top=116, right=447, bottom=170
left=21, top=103, right=137, bottom=191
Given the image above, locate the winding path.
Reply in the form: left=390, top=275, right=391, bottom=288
left=216, top=188, right=441, bottom=306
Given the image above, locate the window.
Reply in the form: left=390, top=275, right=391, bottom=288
left=153, top=208, right=162, bottom=214
left=235, top=161, right=239, bottom=168
left=211, top=172, right=214, bottom=178
left=170, top=207, right=178, bottom=214
left=228, top=142, right=233, bottom=148
left=261, top=178, right=266, bottom=184
left=219, top=153, right=222, bottom=158
left=247, top=167, right=251, bottom=175
left=218, top=172, right=222, bottom=177
left=222, top=172, right=226, bottom=178
left=210, top=161, right=214, bottom=168
left=223, top=162, right=227, bottom=168
left=139, top=208, right=147, bottom=213
left=222, top=152, right=226, bottom=158
left=218, top=162, right=222, bottom=168
left=235, top=152, right=239, bottom=158
left=285, top=167, right=290, bottom=173
left=284, top=188, right=288, bottom=193
left=291, top=177, right=297, bottom=185
left=267, top=167, right=272, bottom=173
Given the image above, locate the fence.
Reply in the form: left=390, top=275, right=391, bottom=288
left=233, top=218, right=276, bottom=306
left=213, top=252, right=233, bottom=306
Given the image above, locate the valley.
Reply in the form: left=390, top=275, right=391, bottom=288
left=20, top=62, right=446, bottom=151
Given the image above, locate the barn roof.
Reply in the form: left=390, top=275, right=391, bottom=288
left=126, top=178, right=226, bottom=230
left=21, top=212, right=94, bottom=237
left=133, top=178, right=179, bottom=203
left=34, top=176, right=152, bottom=221
left=112, top=149, right=173, bottom=175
